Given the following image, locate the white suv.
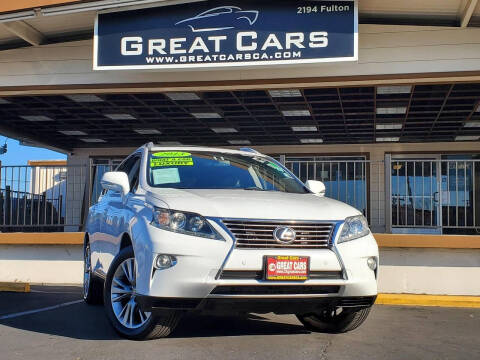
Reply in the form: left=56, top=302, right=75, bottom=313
left=84, top=144, right=378, bottom=340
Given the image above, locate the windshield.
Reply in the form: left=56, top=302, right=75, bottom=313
left=147, top=151, right=309, bottom=193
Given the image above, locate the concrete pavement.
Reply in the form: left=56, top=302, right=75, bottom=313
left=0, top=285, right=479, bottom=360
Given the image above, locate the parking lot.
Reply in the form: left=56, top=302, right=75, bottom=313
left=0, top=286, right=479, bottom=360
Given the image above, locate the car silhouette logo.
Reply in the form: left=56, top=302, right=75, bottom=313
left=175, top=6, right=259, bottom=33
left=273, top=226, right=296, bottom=244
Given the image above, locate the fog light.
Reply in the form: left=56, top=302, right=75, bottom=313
left=367, top=257, right=377, bottom=270
left=155, top=254, right=177, bottom=269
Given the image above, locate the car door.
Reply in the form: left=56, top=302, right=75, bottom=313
left=100, top=154, right=142, bottom=273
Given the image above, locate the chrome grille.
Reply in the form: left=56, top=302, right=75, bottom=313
left=222, top=219, right=335, bottom=249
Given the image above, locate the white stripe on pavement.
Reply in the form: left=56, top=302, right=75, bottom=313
left=0, top=300, right=83, bottom=320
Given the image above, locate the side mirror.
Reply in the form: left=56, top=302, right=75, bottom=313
left=305, top=180, right=326, bottom=196
left=101, top=172, right=130, bottom=197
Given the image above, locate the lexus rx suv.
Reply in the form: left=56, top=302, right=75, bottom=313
left=84, top=144, right=378, bottom=340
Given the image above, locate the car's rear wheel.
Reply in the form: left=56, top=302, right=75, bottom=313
left=296, top=306, right=372, bottom=333
left=83, top=242, right=103, bottom=304
left=104, top=246, right=180, bottom=340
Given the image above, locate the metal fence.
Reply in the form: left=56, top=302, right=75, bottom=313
left=3, top=156, right=480, bottom=234
left=388, top=158, right=480, bottom=233
left=0, top=165, right=86, bottom=232
left=282, top=157, right=384, bottom=231
left=0, top=161, right=121, bottom=233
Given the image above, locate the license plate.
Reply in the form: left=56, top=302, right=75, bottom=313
left=264, top=255, right=309, bottom=281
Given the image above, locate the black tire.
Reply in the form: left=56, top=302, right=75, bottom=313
left=104, top=246, right=181, bottom=340
left=83, top=242, right=103, bottom=305
left=296, top=306, right=372, bottom=333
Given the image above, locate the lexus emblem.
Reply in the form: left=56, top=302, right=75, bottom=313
left=273, top=227, right=296, bottom=244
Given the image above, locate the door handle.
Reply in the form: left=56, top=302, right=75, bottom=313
left=433, top=191, right=439, bottom=203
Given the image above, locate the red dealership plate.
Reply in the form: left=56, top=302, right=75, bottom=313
left=264, top=255, right=309, bottom=281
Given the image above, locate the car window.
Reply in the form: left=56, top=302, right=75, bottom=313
left=128, top=157, right=141, bottom=192
left=146, top=151, right=309, bottom=194
left=116, top=156, right=135, bottom=173
left=116, top=154, right=141, bottom=193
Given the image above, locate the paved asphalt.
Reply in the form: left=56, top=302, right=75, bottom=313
left=0, top=286, right=479, bottom=360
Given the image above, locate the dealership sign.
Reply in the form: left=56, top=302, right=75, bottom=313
left=94, top=0, right=357, bottom=70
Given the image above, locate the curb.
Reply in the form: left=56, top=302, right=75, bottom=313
left=0, top=282, right=31, bottom=293
left=376, top=293, right=480, bottom=308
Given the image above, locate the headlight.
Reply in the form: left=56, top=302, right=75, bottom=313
left=151, top=207, right=221, bottom=240
left=338, top=215, right=370, bottom=243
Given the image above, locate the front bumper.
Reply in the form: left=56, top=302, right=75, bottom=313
left=134, top=219, right=379, bottom=303
left=137, top=295, right=377, bottom=314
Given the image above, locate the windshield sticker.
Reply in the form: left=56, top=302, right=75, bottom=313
left=266, top=162, right=293, bottom=177
left=152, top=151, right=191, bottom=158
left=152, top=168, right=181, bottom=184
left=150, top=157, right=194, bottom=167
left=267, top=162, right=283, bottom=171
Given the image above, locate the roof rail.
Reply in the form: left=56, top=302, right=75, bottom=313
left=239, top=147, right=260, bottom=154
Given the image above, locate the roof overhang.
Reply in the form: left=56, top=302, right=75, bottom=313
left=0, top=0, right=480, bottom=50
left=0, top=1, right=87, bottom=14
left=1, top=82, right=479, bottom=151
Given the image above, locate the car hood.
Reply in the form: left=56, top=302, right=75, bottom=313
left=146, top=188, right=360, bottom=221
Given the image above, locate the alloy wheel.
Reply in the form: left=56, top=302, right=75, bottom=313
left=110, top=258, right=151, bottom=329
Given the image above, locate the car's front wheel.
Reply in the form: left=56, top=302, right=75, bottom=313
left=104, top=246, right=180, bottom=340
left=296, top=306, right=372, bottom=333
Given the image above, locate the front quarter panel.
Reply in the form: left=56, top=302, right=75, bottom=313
left=85, top=203, right=105, bottom=275
left=335, top=232, right=379, bottom=297
left=132, top=214, right=232, bottom=297
left=129, top=198, right=157, bottom=291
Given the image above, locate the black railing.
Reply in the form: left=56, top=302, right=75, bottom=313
left=0, top=165, right=86, bottom=232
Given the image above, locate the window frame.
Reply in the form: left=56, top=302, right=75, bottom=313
left=115, top=152, right=142, bottom=194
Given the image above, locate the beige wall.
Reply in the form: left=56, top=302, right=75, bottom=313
left=31, top=165, right=66, bottom=195
left=379, top=248, right=480, bottom=295
left=0, top=0, right=84, bottom=14
left=2, top=243, right=479, bottom=295
left=1, top=25, right=480, bottom=94
left=0, top=244, right=83, bottom=284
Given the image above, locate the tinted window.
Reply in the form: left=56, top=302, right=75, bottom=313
left=147, top=151, right=308, bottom=194
left=128, top=158, right=141, bottom=191
left=116, top=155, right=141, bottom=192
